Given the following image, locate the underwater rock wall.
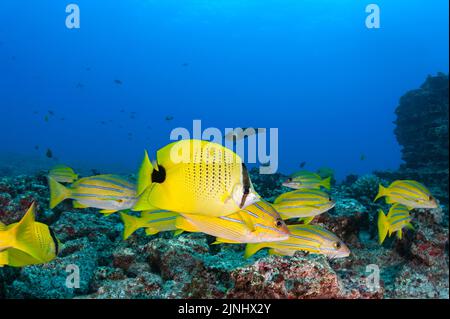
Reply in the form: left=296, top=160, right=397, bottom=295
left=391, top=73, right=449, bottom=203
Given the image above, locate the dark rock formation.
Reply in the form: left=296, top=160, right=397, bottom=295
left=392, top=73, right=449, bottom=202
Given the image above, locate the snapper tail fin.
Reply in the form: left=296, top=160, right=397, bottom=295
left=120, top=212, right=143, bottom=240
left=244, top=243, right=265, bottom=259
left=48, top=177, right=70, bottom=209
left=377, top=209, right=390, bottom=245
left=374, top=184, right=387, bottom=202
left=321, top=177, right=331, bottom=190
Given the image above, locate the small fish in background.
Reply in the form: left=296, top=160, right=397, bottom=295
left=0, top=203, right=60, bottom=267
left=44, top=115, right=49, bottom=122
left=165, top=115, right=174, bottom=121
left=378, top=204, right=414, bottom=244
left=360, top=154, right=366, bottom=161
left=224, top=127, right=266, bottom=142
left=273, top=189, right=335, bottom=220
left=34, top=145, right=39, bottom=151
left=75, top=82, right=85, bottom=89
left=91, top=169, right=101, bottom=175
left=120, top=210, right=179, bottom=239
left=60, top=117, right=65, bottom=121
left=33, top=110, right=39, bottom=115
left=181, top=62, right=189, bottom=67
left=299, top=161, right=306, bottom=168
left=114, top=79, right=123, bottom=85
left=48, top=174, right=137, bottom=215
left=175, top=201, right=289, bottom=244
left=282, top=170, right=331, bottom=190
left=134, top=140, right=261, bottom=221
left=130, top=112, right=136, bottom=119
left=48, top=165, right=78, bottom=183
left=120, top=109, right=125, bottom=113
left=374, top=180, right=437, bottom=209
left=244, top=224, right=350, bottom=259
left=316, top=167, right=334, bottom=180
left=46, top=148, right=53, bottom=158
left=48, top=110, right=55, bottom=116
left=85, top=66, right=91, bottom=71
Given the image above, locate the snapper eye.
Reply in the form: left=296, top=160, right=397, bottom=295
left=276, top=219, right=283, bottom=228
left=429, top=195, right=433, bottom=201
left=333, top=241, right=342, bottom=249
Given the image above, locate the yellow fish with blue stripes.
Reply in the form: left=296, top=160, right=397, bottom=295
left=374, top=180, right=437, bottom=209
left=273, top=189, right=335, bottom=220
left=175, top=201, right=289, bottom=244
left=48, top=164, right=78, bottom=183
left=244, top=224, right=350, bottom=259
left=0, top=203, right=60, bottom=267
left=378, top=204, right=414, bottom=244
left=120, top=210, right=179, bottom=239
left=282, top=170, right=331, bottom=190
left=48, top=174, right=137, bottom=215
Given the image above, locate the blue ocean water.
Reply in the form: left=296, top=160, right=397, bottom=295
left=0, top=0, right=448, bottom=180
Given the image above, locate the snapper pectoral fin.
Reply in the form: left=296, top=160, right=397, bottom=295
left=298, top=216, right=315, bottom=225
left=73, top=201, right=88, bottom=209
left=213, top=237, right=240, bottom=244
left=237, top=211, right=256, bottom=232
left=173, top=229, right=184, bottom=237
left=145, top=228, right=159, bottom=236
left=175, top=216, right=200, bottom=233
left=0, top=251, right=9, bottom=266
left=99, top=209, right=117, bottom=216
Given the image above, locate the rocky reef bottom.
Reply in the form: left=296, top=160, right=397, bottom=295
left=0, top=172, right=448, bottom=299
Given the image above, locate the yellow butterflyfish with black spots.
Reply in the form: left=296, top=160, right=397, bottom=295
left=48, top=174, right=137, bottom=215
left=134, top=139, right=260, bottom=220
left=0, top=203, right=60, bottom=267
left=175, top=201, right=289, bottom=244
left=374, top=180, right=437, bottom=209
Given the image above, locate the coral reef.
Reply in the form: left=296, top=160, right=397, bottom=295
left=0, top=171, right=448, bottom=299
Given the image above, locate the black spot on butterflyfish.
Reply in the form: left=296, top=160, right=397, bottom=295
left=152, top=165, right=166, bottom=184
left=239, top=163, right=251, bottom=208
left=49, top=227, right=59, bottom=256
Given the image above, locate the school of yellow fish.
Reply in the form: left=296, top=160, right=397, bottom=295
left=0, top=139, right=439, bottom=267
